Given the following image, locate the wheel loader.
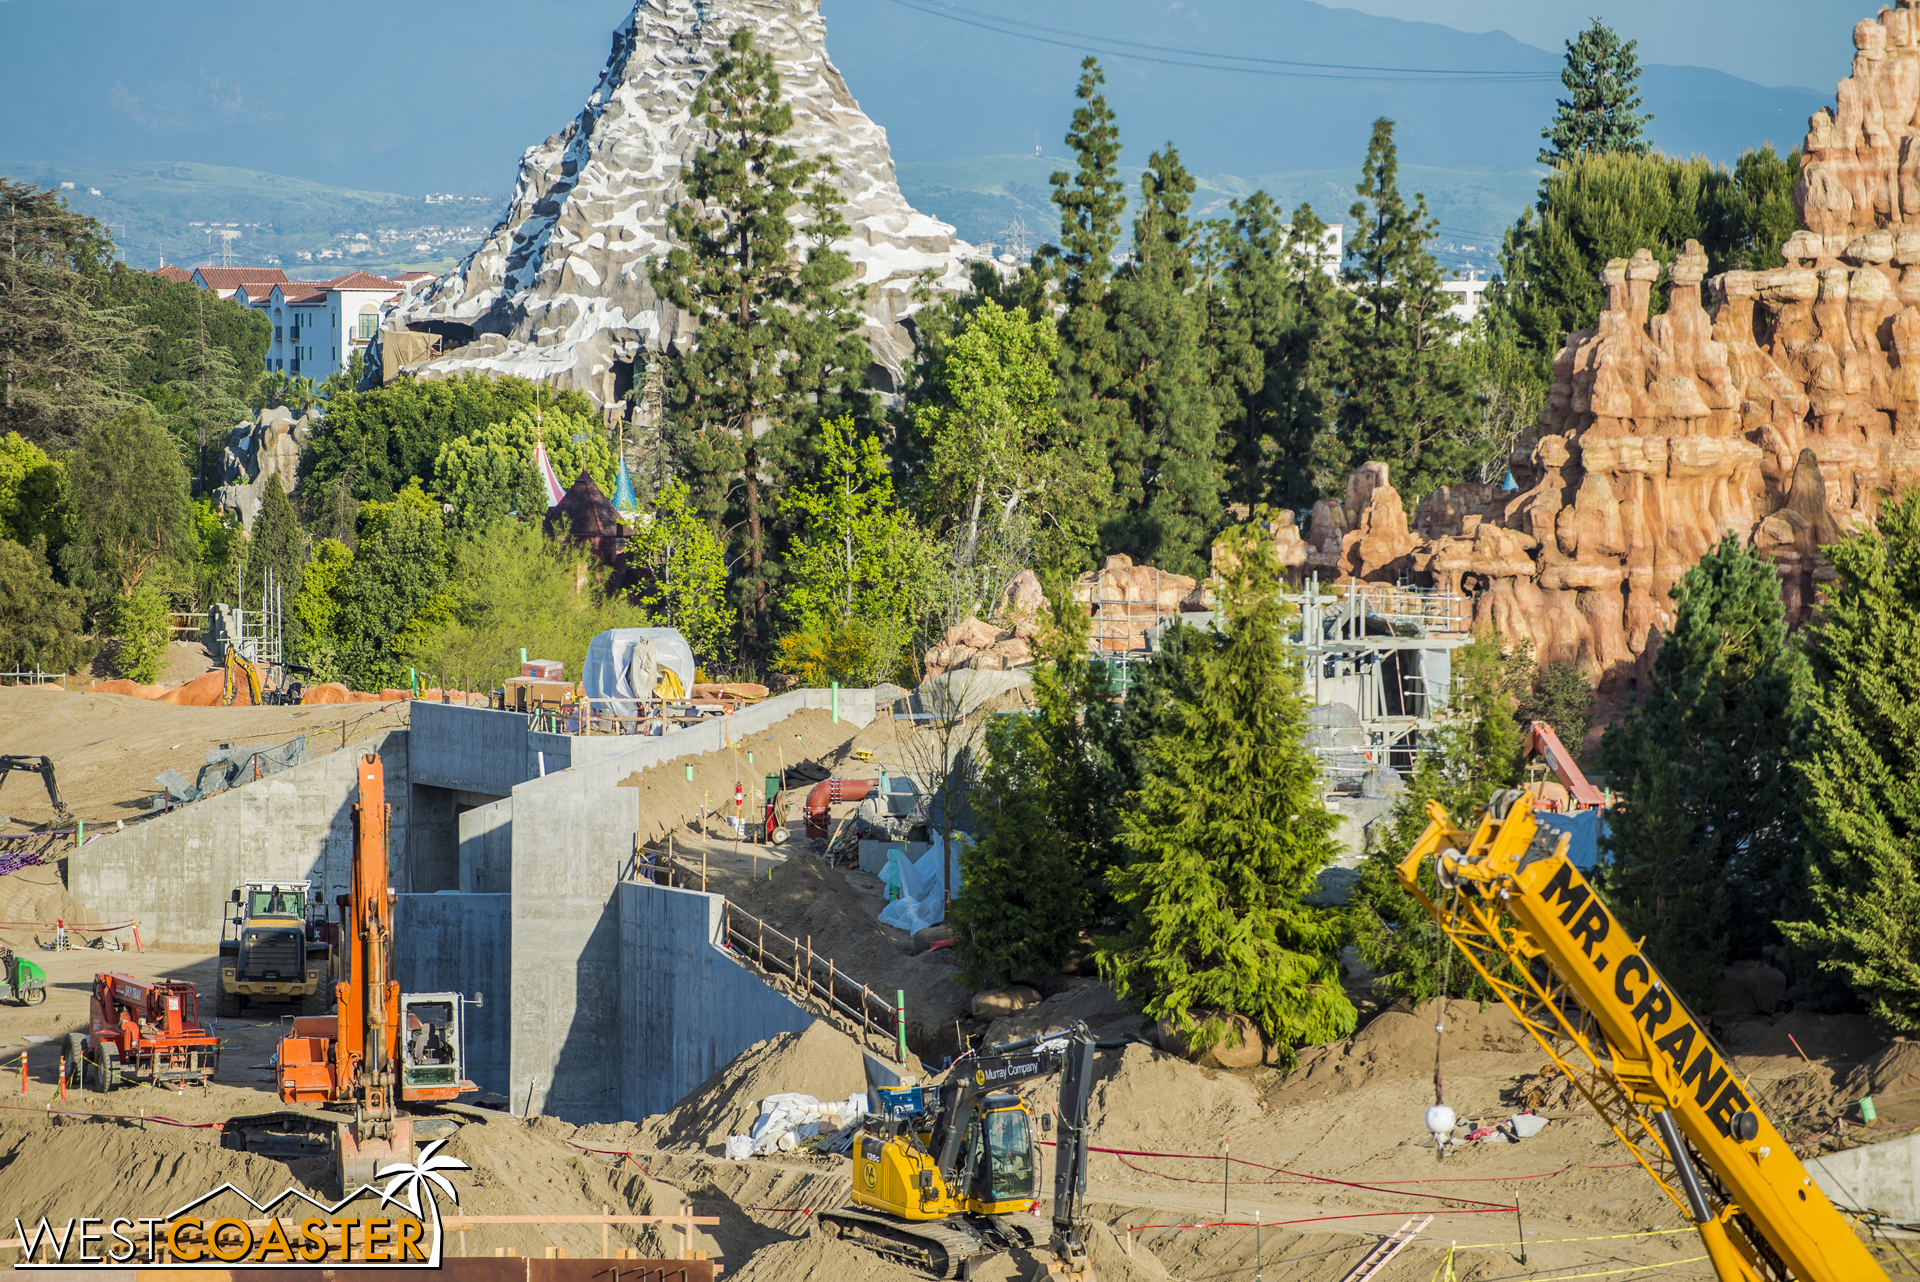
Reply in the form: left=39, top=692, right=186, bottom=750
left=216, top=879, right=332, bottom=1017
left=821, top=1023, right=1098, bottom=1281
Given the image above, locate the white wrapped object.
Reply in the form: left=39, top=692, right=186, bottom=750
left=1510, top=1112, right=1550, bottom=1139
left=581, top=628, right=697, bottom=717
left=877, top=834, right=969, bottom=934
left=725, top=1135, right=754, bottom=1161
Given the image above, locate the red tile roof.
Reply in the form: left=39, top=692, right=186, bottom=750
left=192, top=267, right=289, bottom=290
left=153, top=265, right=194, bottom=282
left=327, top=271, right=402, bottom=292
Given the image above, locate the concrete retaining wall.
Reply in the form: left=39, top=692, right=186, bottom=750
left=616, top=880, right=814, bottom=1120
left=394, top=892, right=511, bottom=1099
left=1811, top=1132, right=1920, bottom=1222
left=70, top=730, right=410, bottom=945
left=506, top=686, right=874, bottom=1123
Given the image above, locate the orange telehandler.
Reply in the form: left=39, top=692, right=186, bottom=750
left=275, top=753, right=476, bottom=1190
left=1398, top=791, right=1891, bottom=1281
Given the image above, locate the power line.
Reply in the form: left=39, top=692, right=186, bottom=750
left=885, top=0, right=1559, bottom=84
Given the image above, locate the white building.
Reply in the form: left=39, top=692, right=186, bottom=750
left=1441, top=271, right=1489, bottom=325
left=234, top=272, right=405, bottom=382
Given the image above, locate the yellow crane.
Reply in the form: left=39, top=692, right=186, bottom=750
left=1396, top=791, right=1890, bottom=1282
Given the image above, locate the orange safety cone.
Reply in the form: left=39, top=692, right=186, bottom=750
left=57, top=1059, right=66, bottom=1102
left=18, top=1055, right=26, bottom=1096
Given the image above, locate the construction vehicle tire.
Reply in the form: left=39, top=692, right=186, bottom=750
left=96, top=1045, right=121, bottom=1093
left=215, top=986, right=242, bottom=1019
left=64, top=1033, right=84, bottom=1089
left=299, top=984, right=331, bottom=1016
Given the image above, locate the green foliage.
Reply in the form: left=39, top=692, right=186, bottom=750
left=62, top=405, right=192, bottom=600
left=1518, top=660, right=1595, bottom=753
left=253, top=371, right=318, bottom=415
left=98, top=263, right=267, bottom=401
left=407, top=521, right=644, bottom=695
left=1596, top=535, right=1808, bottom=1011
left=334, top=483, right=452, bottom=692
left=246, top=475, right=306, bottom=648
left=0, top=537, right=86, bottom=674
left=0, top=431, right=69, bottom=556
left=1539, top=19, right=1652, bottom=165
left=912, top=298, right=1105, bottom=606
left=1337, top=120, right=1479, bottom=504
left=291, top=538, right=352, bottom=679
left=777, top=415, right=939, bottom=684
left=1205, top=195, right=1346, bottom=509
left=1781, top=491, right=1920, bottom=1028
left=167, top=310, right=250, bottom=495
left=185, top=499, right=246, bottom=616
left=1453, top=316, right=1547, bottom=485
left=1348, top=633, right=1519, bottom=1002
left=1097, top=514, right=1356, bottom=1066
left=1715, top=146, right=1802, bottom=271
left=429, top=408, right=613, bottom=531
left=658, top=27, right=871, bottom=644
left=302, top=374, right=594, bottom=505
left=626, top=476, right=733, bottom=666
left=772, top=620, right=906, bottom=688
left=0, top=180, right=133, bottom=447
left=111, top=583, right=169, bottom=683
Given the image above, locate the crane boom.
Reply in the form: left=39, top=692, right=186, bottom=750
left=1396, top=791, right=1887, bottom=1282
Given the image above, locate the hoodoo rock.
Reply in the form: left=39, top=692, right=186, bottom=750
left=379, top=0, right=972, bottom=403
left=1282, top=2, right=1920, bottom=688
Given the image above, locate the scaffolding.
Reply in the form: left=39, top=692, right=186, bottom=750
left=222, top=564, right=286, bottom=689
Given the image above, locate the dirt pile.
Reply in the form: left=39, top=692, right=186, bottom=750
left=0, top=864, right=93, bottom=933
left=640, top=1023, right=870, bottom=1153
left=1267, top=999, right=1535, bottom=1109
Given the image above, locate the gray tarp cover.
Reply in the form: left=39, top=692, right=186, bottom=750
left=581, top=628, right=696, bottom=718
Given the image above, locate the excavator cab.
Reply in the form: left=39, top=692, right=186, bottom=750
left=966, top=1098, right=1037, bottom=1212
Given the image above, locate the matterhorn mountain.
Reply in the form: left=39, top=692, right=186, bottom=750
left=380, top=0, right=975, bottom=404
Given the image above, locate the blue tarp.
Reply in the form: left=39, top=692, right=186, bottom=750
left=1534, top=807, right=1606, bottom=870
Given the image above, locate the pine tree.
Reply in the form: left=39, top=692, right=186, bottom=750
left=1105, top=145, right=1223, bottom=574
left=1098, top=514, right=1356, bottom=1066
left=1540, top=19, right=1653, bottom=166
left=63, top=405, right=192, bottom=600
left=1037, top=59, right=1130, bottom=562
left=1596, top=535, right=1808, bottom=1012
left=658, top=28, right=869, bottom=650
left=246, top=474, right=307, bottom=650
left=951, top=579, right=1116, bottom=985
left=1204, top=195, right=1344, bottom=510
left=1780, top=492, right=1920, bottom=1027
left=1338, top=119, right=1479, bottom=504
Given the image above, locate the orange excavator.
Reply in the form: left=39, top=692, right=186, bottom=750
left=276, top=753, right=476, bottom=1189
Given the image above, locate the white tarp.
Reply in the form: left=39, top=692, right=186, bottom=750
left=581, top=628, right=697, bottom=717
left=877, top=833, right=967, bottom=935
left=726, top=1091, right=866, bottom=1159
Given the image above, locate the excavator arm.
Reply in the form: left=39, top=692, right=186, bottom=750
left=1396, top=792, right=1886, bottom=1282
left=0, top=755, right=70, bottom=824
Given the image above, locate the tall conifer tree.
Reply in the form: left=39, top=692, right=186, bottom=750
left=1781, top=492, right=1920, bottom=1027
left=1097, top=515, right=1355, bottom=1067
left=1540, top=19, right=1652, bottom=165
left=1337, top=119, right=1477, bottom=503
left=659, top=28, right=869, bottom=648
left=246, top=474, right=307, bottom=650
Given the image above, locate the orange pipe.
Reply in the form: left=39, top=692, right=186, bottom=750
left=804, top=777, right=877, bottom=839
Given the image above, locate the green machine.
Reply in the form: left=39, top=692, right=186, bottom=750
left=0, top=947, right=46, bottom=1005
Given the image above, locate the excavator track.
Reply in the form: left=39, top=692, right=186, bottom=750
left=817, top=1209, right=986, bottom=1279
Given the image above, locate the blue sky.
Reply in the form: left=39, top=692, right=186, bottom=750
left=0, top=0, right=1870, bottom=193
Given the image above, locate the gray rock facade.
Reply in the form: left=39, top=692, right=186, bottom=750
left=382, top=0, right=975, bottom=404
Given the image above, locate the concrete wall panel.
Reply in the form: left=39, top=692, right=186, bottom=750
left=617, top=880, right=814, bottom=1120
left=458, top=798, right=512, bottom=894
left=411, top=702, right=534, bottom=796
left=70, top=731, right=408, bottom=945
left=394, top=892, right=511, bottom=1099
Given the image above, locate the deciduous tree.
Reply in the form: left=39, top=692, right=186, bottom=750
left=626, top=476, right=733, bottom=666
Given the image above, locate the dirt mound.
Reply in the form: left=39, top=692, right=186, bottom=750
left=726, top=1232, right=905, bottom=1282
left=982, top=979, right=1139, bottom=1044
left=0, top=863, right=92, bottom=934
left=1840, top=1039, right=1920, bottom=1101
left=641, top=1023, right=868, bottom=1153
left=1073, top=1042, right=1266, bottom=1150
left=1266, top=998, right=1533, bottom=1108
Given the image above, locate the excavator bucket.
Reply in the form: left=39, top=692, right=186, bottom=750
left=337, top=1116, right=413, bottom=1194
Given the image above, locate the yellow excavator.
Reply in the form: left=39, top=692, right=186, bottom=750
left=1399, top=791, right=1892, bottom=1281
left=822, top=1023, right=1098, bottom=1281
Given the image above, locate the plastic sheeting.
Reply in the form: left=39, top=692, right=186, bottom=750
left=726, top=1091, right=866, bottom=1158
left=1533, top=807, right=1604, bottom=870
left=876, top=833, right=966, bottom=935
left=580, top=628, right=697, bottom=718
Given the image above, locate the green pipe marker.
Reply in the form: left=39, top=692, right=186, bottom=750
left=76, top=819, right=83, bottom=847
left=685, top=764, right=694, bottom=781
left=1861, top=1095, right=1878, bottom=1123
left=831, top=681, right=840, bottom=723
left=520, top=648, right=528, bottom=666
left=409, top=667, right=417, bottom=697
left=896, top=988, right=907, bottom=1063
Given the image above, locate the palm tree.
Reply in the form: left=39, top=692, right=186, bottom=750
left=374, top=1138, right=471, bottom=1259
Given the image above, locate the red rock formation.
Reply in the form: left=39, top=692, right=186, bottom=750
left=1292, top=4, right=1920, bottom=687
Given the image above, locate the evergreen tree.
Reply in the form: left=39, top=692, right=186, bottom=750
left=0, top=180, right=133, bottom=447
left=658, top=28, right=870, bottom=650
left=1540, top=19, right=1652, bottom=166
left=1098, top=514, right=1355, bottom=1066
left=1517, top=659, right=1595, bottom=751
left=63, top=405, right=192, bottom=601
left=1337, top=120, right=1479, bottom=504
left=951, top=580, right=1115, bottom=986
left=0, top=538, right=85, bottom=674
left=335, top=483, right=452, bottom=692
left=1781, top=491, right=1920, bottom=1028
left=1348, top=633, right=1519, bottom=1001
left=112, top=583, right=169, bottom=684
left=1205, top=195, right=1344, bottom=511
left=1037, top=59, right=1130, bottom=560
left=1596, top=535, right=1808, bottom=1012
left=246, top=474, right=306, bottom=651
left=1106, top=146, right=1224, bottom=574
